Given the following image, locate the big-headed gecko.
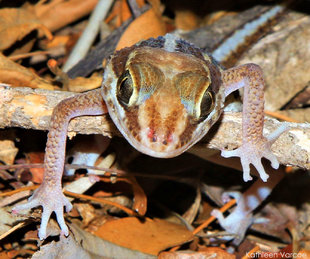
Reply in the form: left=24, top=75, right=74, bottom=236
left=13, top=34, right=287, bottom=243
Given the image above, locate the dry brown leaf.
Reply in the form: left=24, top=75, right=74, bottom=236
left=0, top=8, right=52, bottom=51
left=116, top=176, right=147, bottom=216
left=0, top=53, right=54, bottom=89
left=159, top=247, right=235, bottom=259
left=35, top=0, right=98, bottom=32
left=67, top=74, right=102, bottom=92
left=106, top=0, right=146, bottom=26
left=25, top=152, right=44, bottom=184
left=0, top=140, right=18, bottom=165
left=175, top=10, right=200, bottom=30
left=95, top=217, right=193, bottom=255
left=115, top=7, right=166, bottom=50
left=298, top=250, right=310, bottom=258
left=0, top=252, right=10, bottom=259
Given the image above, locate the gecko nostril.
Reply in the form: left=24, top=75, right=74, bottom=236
left=162, top=140, right=167, bottom=145
left=147, top=128, right=158, bottom=142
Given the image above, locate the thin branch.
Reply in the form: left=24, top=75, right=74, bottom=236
left=1, top=85, right=309, bottom=170
left=62, top=0, right=114, bottom=72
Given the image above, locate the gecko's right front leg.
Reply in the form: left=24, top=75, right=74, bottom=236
left=12, top=88, right=107, bottom=240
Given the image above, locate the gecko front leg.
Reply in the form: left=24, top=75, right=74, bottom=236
left=221, top=63, right=287, bottom=182
left=212, top=64, right=288, bottom=246
left=12, top=88, right=107, bottom=240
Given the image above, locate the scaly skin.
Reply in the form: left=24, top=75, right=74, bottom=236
left=221, top=64, right=285, bottom=182
left=211, top=64, right=288, bottom=246
left=12, top=88, right=107, bottom=240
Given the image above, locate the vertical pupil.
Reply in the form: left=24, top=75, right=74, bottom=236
left=200, top=91, right=214, bottom=119
left=117, top=73, right=133, bottom=105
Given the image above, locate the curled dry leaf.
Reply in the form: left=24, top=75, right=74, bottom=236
left=95, top=217, right=193, bottom=255
left=0, top=8, right=52, bottom=52
left=0, top=53, right=54, bottom=89
left=115, top=7, right=166, bottom=50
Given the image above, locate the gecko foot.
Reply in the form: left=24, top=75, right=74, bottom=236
left=12, top=185, right=72, bottom=240
left=211, top=191, right=254, bottom=246
left=221, top=124, right=289, bottom=182
left=221, top=139, right=279, bottom=182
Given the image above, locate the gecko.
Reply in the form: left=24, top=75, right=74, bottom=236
left=12, top=34, right=287, bottom=244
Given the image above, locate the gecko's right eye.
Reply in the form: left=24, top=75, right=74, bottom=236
left=117, top=70, right=134, bottom=106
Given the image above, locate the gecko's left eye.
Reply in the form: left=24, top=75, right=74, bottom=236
left=198, top=90, right=215, bottom=121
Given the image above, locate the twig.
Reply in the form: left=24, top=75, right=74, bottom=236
left=64, top=190, right=137, bottom=216
left=8, top=51, right=51, bottom=61
left=1, top=86, right=309, bottom=170
left=62, top=0, right=114, bottom=72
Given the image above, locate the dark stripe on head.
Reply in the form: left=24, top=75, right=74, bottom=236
left=124, top=108, right=141, bottom=141
left=178, top=118, right=196, bottom=148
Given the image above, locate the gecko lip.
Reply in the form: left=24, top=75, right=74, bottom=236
left=121, top=126, right=204, bottom=159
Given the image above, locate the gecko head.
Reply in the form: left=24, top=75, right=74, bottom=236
left=101, top=36, right=225, bottom=158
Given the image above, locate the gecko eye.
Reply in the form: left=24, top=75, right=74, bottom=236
left=117, top=70, right=134, bottom=106
left=199, top=90, right=215, bottom=120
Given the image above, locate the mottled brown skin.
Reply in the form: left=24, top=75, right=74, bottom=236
left=13, top=89, right=107, bottom=239
left=13, top=35, right=287, bottom=244
left=223, top=64, right=265, bottom=145
left=103, top=46, right=224, bottom=157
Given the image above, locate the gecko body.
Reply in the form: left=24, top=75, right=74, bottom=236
left=13, top=34, right=286, bottom=244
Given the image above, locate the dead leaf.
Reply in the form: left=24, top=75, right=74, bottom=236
left=67, top=74, right=102, bottom=92
left=31, top=231, right=91, bottom=259
left=0, top=252, right=10, bottom=259
left=175, top=10, right=200, bottom=30
left=115, top=7, right=166, bottom=50
left=35, top=0, right=99, bottom=33
left=25, top=152, right=44, bottom=184
left=298, top=250, right=310, bottom=258
left=74, top=203, right=96, bottom=226
left=0, top=8, right=52, bottom=51
left=95, top=217, right=193, bottom=255
left=182, top=185, right=201, bottom=224
left=69, top=221, right=157, bottom=258
left=117, top=176, right=147, bottom=216
left=159, top=247, right=235, bottom=259
left=106, top=0, right=146, bottom=27
left=0, top=140, right=18, bottom=165
left=0, top=53, right=54, bottom=89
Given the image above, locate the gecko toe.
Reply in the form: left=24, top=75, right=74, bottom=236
left=55, top=208, right=69, bottom=237
left=12, top=198, right=40, bottom=214
left=252, top=159, right=269, bottom=182
left=39, top=207, right=53, bottom=240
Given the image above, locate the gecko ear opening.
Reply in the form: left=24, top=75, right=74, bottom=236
left=117, top=70, right=135, bottom=107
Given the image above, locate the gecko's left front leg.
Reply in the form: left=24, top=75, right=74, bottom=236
left=212, top=64, right=288, bottom=246
left=221, top=63, right=287, bottom=182
left=12, top=88, right=107, bottom=240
